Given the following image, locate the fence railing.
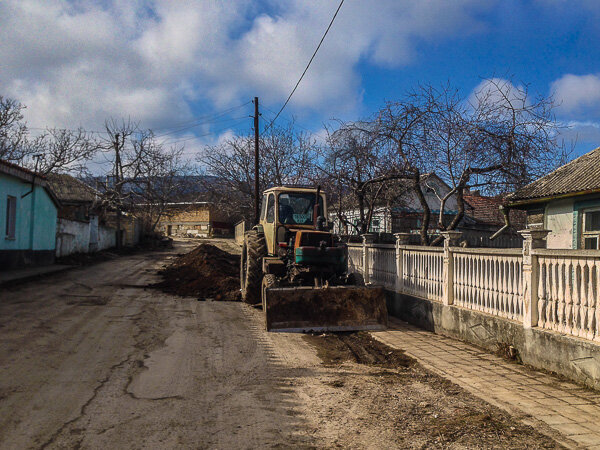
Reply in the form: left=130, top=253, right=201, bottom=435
left=453, top=249, right=523, bottom=321
left=402, top=247, right=444, bottom=301
left=348, top=231, right=600, bottom=343
left=536, top=250, right=600, bottom=341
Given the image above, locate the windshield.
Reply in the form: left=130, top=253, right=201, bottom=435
left=278, top=193, right=324, bottom=225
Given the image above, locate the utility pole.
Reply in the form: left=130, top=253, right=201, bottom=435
left=253, top=97, right=260, bottom=225
left=114, top=133, right=122, bottom=250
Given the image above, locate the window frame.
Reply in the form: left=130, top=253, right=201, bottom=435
left=266, top=194, right=275, bottom=223
left=582, top=207, right=600, bottom=249
left=260, top=194, right=268, bottom=221
left=5, top=195, right=17, bottom=240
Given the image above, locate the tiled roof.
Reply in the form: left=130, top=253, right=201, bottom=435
left=464, top=193, right=526, bottom=228
left=507, top=147, right=600, bottom=204
left=0, top=159, right=60, bottom=207
left=46, top=173, right=98, bottom=203
left=0, top=159, right=46, bottom=182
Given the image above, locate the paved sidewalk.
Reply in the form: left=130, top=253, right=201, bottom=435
left=373, top=318, right=600, bottom=449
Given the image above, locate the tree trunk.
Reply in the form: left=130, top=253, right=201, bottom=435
left=412, top=171, right=430, bottom=245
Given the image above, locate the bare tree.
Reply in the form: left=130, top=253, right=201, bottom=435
left=318, top=122, right=408, bottom=235
left=420, top=79, right=567, bottom=245
left=197, top=123, right=317, bottom=221
left=374, top=99, right=433, bottom=244
left=28, top=127, right=97, bottom=175
left=0, top=96, right=30, bottom=162
left=98, top=119, right=190, bottom=245
left=130, top=137, right=190, bottom=234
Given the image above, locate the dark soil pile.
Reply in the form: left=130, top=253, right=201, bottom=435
left=155, top=243, right=241, bottom=301
left=304, top=331, right=414, bottom=368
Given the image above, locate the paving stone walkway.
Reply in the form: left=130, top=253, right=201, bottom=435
left=373, top=318, right=600, bottom=449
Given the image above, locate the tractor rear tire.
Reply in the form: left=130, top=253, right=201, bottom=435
left=240, top=230, right=267, bottom=304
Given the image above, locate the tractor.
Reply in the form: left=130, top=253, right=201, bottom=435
left=240, top=185, right=387, bottom=332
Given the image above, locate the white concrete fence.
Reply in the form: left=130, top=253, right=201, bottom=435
left=348, top=230, right=600, bottom=344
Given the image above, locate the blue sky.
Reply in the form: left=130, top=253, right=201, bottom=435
left=1, top=0, right=599, bottom=159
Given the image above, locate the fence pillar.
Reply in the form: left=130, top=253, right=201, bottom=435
left=442, top=231, right=462, bottom=306
left=518, top=229, right=550, bottom=328
left=394, top=233, right=411, bottom=292
left=362, top=233, right=376, bottom=283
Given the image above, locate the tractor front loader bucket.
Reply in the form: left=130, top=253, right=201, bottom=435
left=264, top=285, right=388, bottom=332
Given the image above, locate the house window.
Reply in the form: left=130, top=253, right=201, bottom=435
left=582, top=209, right=600, bottom=249
left=371, top=219, right=381, bottom=233
left=6, top=196, right=16, bottom=239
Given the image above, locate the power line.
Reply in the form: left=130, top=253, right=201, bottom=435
left=261, top=105, right=312, bottom=132
left=160, top=118, right=249, bottom=146
left=264, top=0, right=344, bottom=133
left=152, top=102, right=251, bottom=137
left=153, top=114, right=249, bottom=138
left=26, top=101, right=252, bottom=137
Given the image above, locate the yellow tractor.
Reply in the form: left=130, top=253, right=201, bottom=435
left=240, top=185, right=387, bottom=332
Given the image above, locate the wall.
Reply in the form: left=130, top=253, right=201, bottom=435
left=545, top=198, right=574, bottom=249
left=158, top=206, right=213, bottom=237
left=0, top=176, right=57, bottom=252
left=56, top=218, right=90, bottom=257
left=98, top=224, right=116, bottom=250
left=0, top=174, right=57, bottom=267
left=56, top=217, right=116, bottom=257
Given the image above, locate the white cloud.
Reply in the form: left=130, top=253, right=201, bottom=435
left=0, top=0, right=494, bottom=133
left=551, top=74, right=600, bottom=115
left=469, top=78, right=528, bottom=110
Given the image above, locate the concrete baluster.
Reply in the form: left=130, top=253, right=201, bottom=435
left=518, top=229, right=549, bottom=329
left=394, top=233, right=411, bottom=294
left=362, top=233, right=375, bottom=283
left=441, top=231, right=462, bottom=306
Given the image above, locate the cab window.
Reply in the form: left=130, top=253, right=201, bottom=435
left=266, top=194, right=275, bottom=223
left=260, top=194, right=268, bottom=220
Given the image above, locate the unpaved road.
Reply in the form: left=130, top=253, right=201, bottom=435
left=0, top=239, right=561, bottom=449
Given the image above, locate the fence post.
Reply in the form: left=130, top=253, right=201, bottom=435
left=518, top=229, right=549, bottom=328
left=362, top=233, right=375, bottom=283
left=442, top=231, right=462, bottom=306
left=394, top=233, right=411, bottom=293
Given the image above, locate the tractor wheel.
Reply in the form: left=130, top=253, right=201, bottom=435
left=346, top=272, right=365, bottom=286
left=261, top=274, right=277, bottom=311
left=240, top=230, right=267, bottom=304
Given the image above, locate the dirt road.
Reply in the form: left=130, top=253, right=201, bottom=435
left=0, top=239, right=561, bottom=449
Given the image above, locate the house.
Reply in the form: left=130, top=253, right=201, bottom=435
left=157, top=202, right=232, bottom=237
left=506, top=146, right=600, bottom=249
left=332, top=174, right=463, bottom=236
left=46, top=173, right=116, bottom=256
left=462, top=192, right=525, bottom=248
left=331, top=175, right=524, bottom=247
left=0, top=160, right=59, bottom=268
left=46, top=173, right=98, bottom=221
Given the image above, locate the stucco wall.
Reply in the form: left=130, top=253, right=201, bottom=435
left=545, top=198, right=574, bottom=249
left=56, top=217, right=117, bottom=256
left=98, top=225, right=116, bottom=250
left=56, top=219, right=90, bottom=257
left=0, top=175, right=57, bottom=252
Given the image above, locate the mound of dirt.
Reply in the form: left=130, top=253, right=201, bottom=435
left=155, top=243, right=241, bottom=301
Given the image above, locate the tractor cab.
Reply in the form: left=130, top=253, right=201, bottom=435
left=258, top=186, right=328, bottom=256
